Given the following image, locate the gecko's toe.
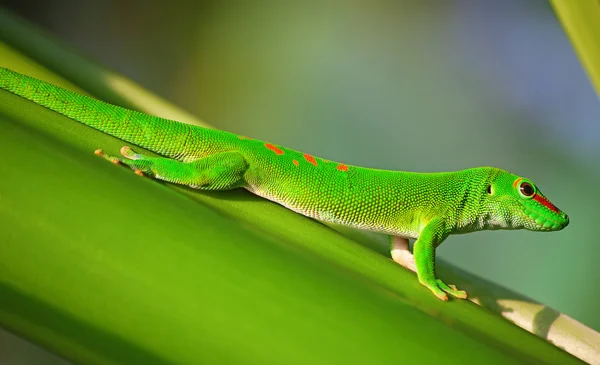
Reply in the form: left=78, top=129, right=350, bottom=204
left=95, top=149, right=121, bottom=164
left=120, top=146, right=131, bottom=154
left=454, top=290, right=468, bottom=299
left=120, top=146, right=143, bottom=160
left=435, top=279, right=468, bottom=300
left=435, top=292, right=449, bottom=301
left=133, top=169, right=145, bottom=176
left=421, top=279, right=450, bottom=301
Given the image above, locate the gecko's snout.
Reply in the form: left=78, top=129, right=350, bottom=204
left=559, top=212, right=569, bottom=229
left=543, top=209, right=569, bottom=231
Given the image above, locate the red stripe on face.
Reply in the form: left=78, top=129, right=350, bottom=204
left=513, top=178, right=522, bottom=188
left=303, top=154, right=318, bottom=166
left=336, top=164, right=348, bottom=172
left=265, top=143, right=284, bottom=155
left=533, top=194, right=560, bottom=213
left=292, top=159, right=299, bottom=166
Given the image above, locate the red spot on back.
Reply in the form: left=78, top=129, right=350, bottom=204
left=265, top=143, right=284, bottom=155
left=336, top=164, right=349, bottom=172
left=303, top=154, right=318, bottom=166
left=533, top=194, right=560, bottom=213
left=513, top=178, right=523, bottom=188
left=292, top=159, right=299, bottom=166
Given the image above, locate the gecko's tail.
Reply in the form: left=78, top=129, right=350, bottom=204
left=0, top=67, right=194, bottom=159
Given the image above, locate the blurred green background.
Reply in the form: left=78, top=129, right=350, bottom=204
left=1, top=0, right=599, bottom=363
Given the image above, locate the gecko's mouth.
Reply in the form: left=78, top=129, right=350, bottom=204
left=520, top=205, right=569, bottom=231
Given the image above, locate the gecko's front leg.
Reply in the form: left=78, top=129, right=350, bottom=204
left=412, top=218, right=467, bottom=301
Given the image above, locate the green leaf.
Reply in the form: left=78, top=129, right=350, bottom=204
left=0, top=8, right=589, bottom=365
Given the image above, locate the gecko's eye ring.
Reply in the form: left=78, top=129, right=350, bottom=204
left=519, top=182, right=535, bottom=198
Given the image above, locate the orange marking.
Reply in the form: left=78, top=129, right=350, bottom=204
left=237, top=135, right=246, bottom=140
left=513, top=178, right=522, bottom=188
left=336, top=164, right=349, bottom=172
left=292, top=160, right=299, bottom=167
left=265, top=143, right=284, bottom=155
left=303, top=154, right=318, bottom=166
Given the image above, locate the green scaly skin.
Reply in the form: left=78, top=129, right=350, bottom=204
left=0, top=67, right=569, bottom=300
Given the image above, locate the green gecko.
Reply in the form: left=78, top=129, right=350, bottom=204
left=0, top=67, right=569, bottom=301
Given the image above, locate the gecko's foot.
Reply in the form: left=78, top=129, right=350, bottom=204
left=420, top=278, right=468, bottom=301
left=120, top=147, right=154, bottom=177
left=95, top=146, right=154, bottom=177
left=435, top=279, right=467, bottom=300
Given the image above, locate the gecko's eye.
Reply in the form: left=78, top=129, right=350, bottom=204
left=519, top=182, right=535, bottom=198
left=486, top=185, right=492, bottom=195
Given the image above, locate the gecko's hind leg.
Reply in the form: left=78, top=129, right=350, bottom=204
left=96, top=146, right=249, bottom=190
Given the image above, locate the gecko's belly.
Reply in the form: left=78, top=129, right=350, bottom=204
left=244, top=184, right=420, bottom=239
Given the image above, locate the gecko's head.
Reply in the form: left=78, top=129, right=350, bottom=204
left=483, top=170, right=569, bottom=231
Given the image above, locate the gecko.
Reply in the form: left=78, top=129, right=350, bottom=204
left=0, top=67, right=569, bottom=301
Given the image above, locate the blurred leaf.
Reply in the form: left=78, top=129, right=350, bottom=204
left=551, top=0, right=600, bottom=97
